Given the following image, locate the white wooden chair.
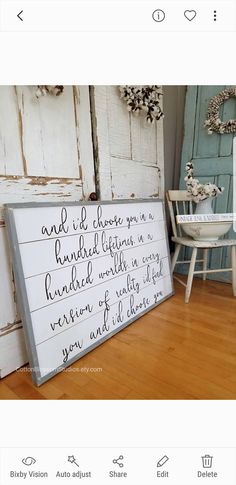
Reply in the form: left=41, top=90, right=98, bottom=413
left=166, top=190, right=236, bottom=303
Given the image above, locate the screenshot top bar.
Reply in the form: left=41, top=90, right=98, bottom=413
left=0, top=1, right=235, bottom=32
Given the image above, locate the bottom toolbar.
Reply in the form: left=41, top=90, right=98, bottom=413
left=1, top=448, right=236, bottom=484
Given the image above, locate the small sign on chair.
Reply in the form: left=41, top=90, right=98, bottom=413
left=176, top=213, right=233, bottom=223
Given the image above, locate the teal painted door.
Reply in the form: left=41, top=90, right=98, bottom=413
left=179, top=86, right=236, bottom=281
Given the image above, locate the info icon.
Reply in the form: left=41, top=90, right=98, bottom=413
left=152, top=9, right=165, bottom=22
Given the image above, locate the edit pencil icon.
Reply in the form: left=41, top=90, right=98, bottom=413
left=157, top=455, right=169, bottom=467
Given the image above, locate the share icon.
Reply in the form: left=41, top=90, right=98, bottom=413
left=113, top=455, right=124, bottom=468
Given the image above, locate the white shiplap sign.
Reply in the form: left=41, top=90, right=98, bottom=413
left=5, top=200, right=173, bottom=386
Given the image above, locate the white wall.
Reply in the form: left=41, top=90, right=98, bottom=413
left=163, top=86, right=186, bottom=192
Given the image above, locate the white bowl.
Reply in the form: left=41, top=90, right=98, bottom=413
left=180, top=221, right=232, bottom=241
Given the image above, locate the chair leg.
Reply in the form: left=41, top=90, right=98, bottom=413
left=232, top=246, right=236, bottom=297
left=202, top=249, right=208, bottom=281
left=171, top=244, right=181, bottom=273
left=185, top=247, right=197, bottom=304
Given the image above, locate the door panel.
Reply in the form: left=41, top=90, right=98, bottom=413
left=131, top=115, right=159, bottom=164
left=109, top=158, right=160, bottom=199
left=180, top=85, right=236, bottom=281
left=92, top=86, right=164, bottom=200
left=16, top=86, right=81, bottom=178
left=0, top=85, right=95, bottom=377
left=0, top=87, right=24, bottom=175
left=107, top=88, right=132, bottom=159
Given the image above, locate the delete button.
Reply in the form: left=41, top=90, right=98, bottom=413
left=197, top=471, right=218, bottom=478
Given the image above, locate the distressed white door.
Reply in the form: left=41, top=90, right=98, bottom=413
left=0, top=86, right=95, bottom=377
left=91, top=86, right=164, bottom=200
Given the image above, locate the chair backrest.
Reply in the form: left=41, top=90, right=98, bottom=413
left=166, top=190, right=194, bottom=237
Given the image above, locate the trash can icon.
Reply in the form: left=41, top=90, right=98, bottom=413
left=202, top=455, right=213, bottom=468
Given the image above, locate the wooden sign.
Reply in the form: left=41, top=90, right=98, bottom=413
left=5, top=200, right=173, bottom=386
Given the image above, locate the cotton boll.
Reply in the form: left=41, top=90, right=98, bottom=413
left=35, top=85, right=64, bottom=98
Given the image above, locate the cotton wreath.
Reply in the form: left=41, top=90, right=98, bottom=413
left=119, top=85, right=164, bottom=124
left=185, top=162, right=224, bottom=203
left=204, top=87, right=236, bottom=134
left=35, top=85, right=64, bottom=98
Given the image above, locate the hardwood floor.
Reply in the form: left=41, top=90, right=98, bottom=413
left=1, top=277, right=236, bottom=400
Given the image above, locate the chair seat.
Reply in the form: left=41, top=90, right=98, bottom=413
left=172, top=236, right=236, bottom=249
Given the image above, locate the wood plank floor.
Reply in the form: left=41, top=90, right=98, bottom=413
left=1, top=277, right=236, bottom=400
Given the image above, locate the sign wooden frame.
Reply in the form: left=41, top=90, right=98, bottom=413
left=5, top=199, right=174, bottom=386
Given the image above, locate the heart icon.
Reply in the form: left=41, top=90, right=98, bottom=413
left=184, top=10, right=197, bottom=21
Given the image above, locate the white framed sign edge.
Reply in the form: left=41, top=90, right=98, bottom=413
left=4, top=199, right=174, bottom=387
